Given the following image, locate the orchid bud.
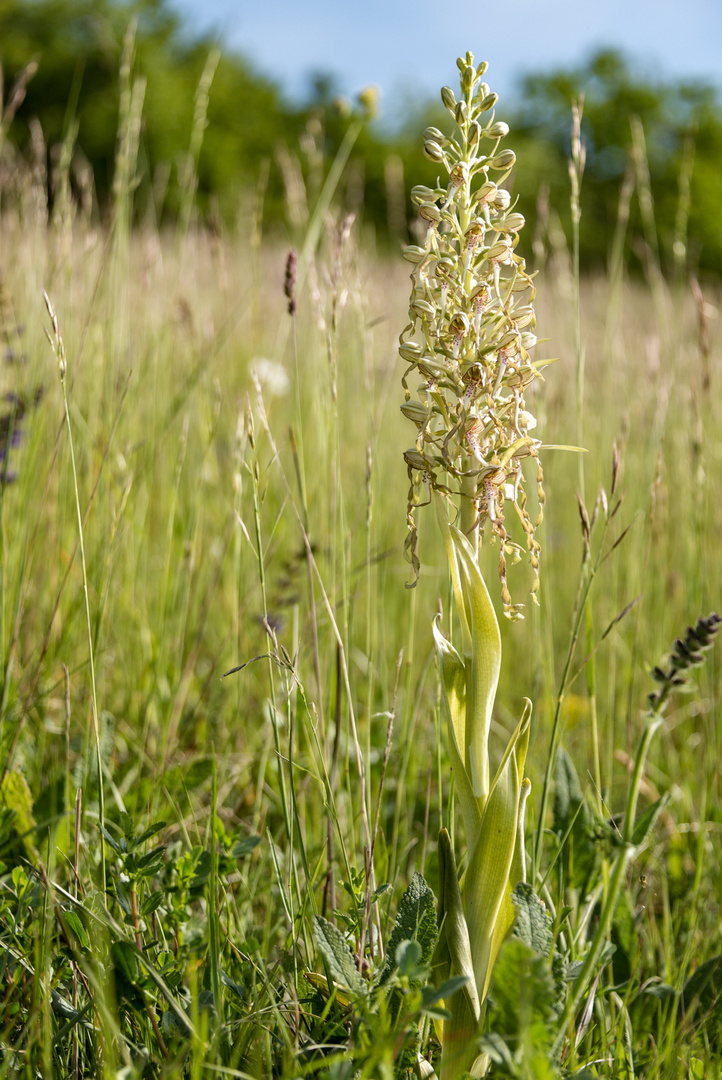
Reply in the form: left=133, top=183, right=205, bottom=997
left=423, top=140, right=445, bottom=163
left=412, top=298, right=437, bottom=318
left=499, top=212, right=525, bottom=232
left=400, top=400, right=430, bottom=424
left=398, top=340, right=424, bottom=362
left=474, top=181, right=497, bottom=205
left=419, top=201, right=442, bottom=223
left=511, top=305, right=535, bottom=328
left=485, top=121, right=509, bottom=138
left=402, top=245, right=428, bottom=263
left=411, top=184, right=436, bottom=205
left=490, top=149, right=516, bottom=170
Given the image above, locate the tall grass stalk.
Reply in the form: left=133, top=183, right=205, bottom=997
left=44, top=291, right=106, bottom=898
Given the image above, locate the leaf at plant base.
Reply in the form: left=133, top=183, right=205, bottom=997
left=486, top=938, right=557, bottom=1044
left=449, top=523, right=501, bottom=803
left=432, top=615, right=480, bottom=846
left=512, top=882, right=567, bottom=1016
left=379, top=872, right=437, bottom=985
left=512, top=884, right=553, bottom=958
left=432, top=829, right=479, bottom=1022
left=465, top=708, right=530, bottom=1001
left=312, top=915, right=367, bottom=999
left=631, top=792, right=671, bottom=848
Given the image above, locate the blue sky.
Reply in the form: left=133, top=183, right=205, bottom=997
left=168, top=0, right=722, bottom=120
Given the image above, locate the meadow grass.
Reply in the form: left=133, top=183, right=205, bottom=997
left=0, top=66, right=721, bottom=1078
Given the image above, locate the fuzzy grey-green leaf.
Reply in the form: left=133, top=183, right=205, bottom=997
left=380, top=872, right=437, bottom=985
left=313, top=915, right=367, bottom=998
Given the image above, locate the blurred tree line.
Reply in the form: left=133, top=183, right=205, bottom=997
left=1, top=0, right=721, bottom=273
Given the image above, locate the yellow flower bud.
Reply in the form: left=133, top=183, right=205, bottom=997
left=402, top=245, right=428, bottom=263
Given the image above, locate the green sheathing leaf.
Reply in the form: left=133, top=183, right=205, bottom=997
left=433, top=830, right=482, bottom=1080
left=433, top=616, right=480, bottom=845
left=435, top=492, right=472, bottom=654
left=452, top=524, right=501, bottom=803
left=433, top=830, right=480, bottom=1021
left=465, top=752, right=520, bottom=1001
left=313, top=915, right=367, bottom=999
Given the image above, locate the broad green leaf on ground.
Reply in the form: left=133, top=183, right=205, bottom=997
left=512, top=883, right=553, bottom=958
left=379, top=871, right=437, bottom=985
left=313, top=915, right=367, bottom=998
left=512, top=884, right=566, bottom=1014
left=485, top=938, right=557, bottom=1054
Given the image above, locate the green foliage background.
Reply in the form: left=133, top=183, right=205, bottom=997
left=2, top=0, right=722, bottom=272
